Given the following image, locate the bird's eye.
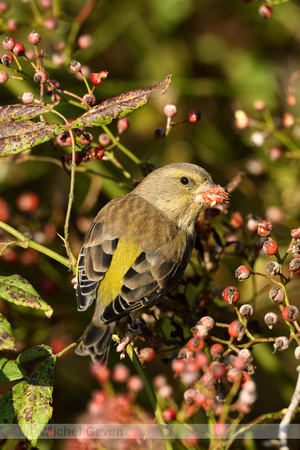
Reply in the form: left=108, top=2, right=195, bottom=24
left=180, top=176, right=190, bottom=185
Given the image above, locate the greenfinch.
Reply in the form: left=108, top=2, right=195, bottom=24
left=76, top=163, right=228, bottom=362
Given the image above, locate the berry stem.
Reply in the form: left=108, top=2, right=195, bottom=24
left=101, top=124, right=142, bottom=167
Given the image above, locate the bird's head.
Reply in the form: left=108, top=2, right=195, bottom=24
left=134, top=163, right=229, bottom=234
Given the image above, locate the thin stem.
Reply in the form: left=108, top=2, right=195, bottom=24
left=101, top=125, right=142, bottom=167
left=0, top=221, right=73, bottom=271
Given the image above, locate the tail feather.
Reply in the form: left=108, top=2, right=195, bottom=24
left=75, top=322, right=115, bottom=363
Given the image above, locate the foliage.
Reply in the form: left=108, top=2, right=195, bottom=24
left=0, top=0, right=299, bottom=449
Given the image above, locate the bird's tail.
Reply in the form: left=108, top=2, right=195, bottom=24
left=75, top=322, right=115, bottom=363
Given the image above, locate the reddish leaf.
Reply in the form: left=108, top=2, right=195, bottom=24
left=72, top=74, right=172, bottom=128
left=0, top=122, right=65, bottom=157
left=0, top=104, right=49, bottom=123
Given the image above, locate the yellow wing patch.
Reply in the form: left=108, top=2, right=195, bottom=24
left=97, top=238, right=142, bottom=306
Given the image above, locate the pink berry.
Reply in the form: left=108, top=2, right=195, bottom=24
left=2, top=36, right=15, bottom=50
left=127, top=375, right=144, bottom=392
left=154, top=127, right=165, bottom=139
left=269, top=285, right=285, bottom=304
left=1, top=53, right=13, bottom=66
left=70, top=60, right=81, bottom=73
left=222, top=286, right=240, bottom=304
left=98, top=133, right=111, bottom=147
left=28, top=30, right=41, bottom=45
left=0, top=70, right=8, bottom=83
left=188, top=109, right=201, bottom=123
left=90, top=361, right=110, bottom=383
left=82, top=93, right=96, bottom=107
left=282, top=305, right=299, bottom=322
left=199, top=316, right=214, bottom=330
left=258, top=4, right=273, bottom=19
left=294, top=346, right=300, bottom=360
left=263, top=239, right=278, bottom=255
left=163, top=103, right=177, bottom=118
left=153, top=374, right=167, bottom=388
left=291, top=228, right=300, bottom=239
left=171, top=358, right=185, bottom=374
left=79, top=131, right=94, bottom=145
left=12, top=42, right=25, bottom=56
left=117, top=117, right=130, bottom=135
left=209, top=361, right=227, bottom=380
left=183, top=431, right=199, bottom=447
left=34, top=70, right=48, bottom=84
left=112, top=363, right=130, bottom=383
left=235, top=265, right=251, bottom=281
left=273, top=336, right=289, bottom=352
left=6, top=18, right=19, bottom=33
left=21, top=92, right=35, bottom=103
left=234, top=109, right=249, bottom=129
left=265, top=261, right=280, bottom=276
left=77, top=34, right=92, bottom=49
left=282, top=112, right=295, bottom=128
left=44, top=17, right=58, bottom=31
left=264, top=312, right=278, bottom=329
left=268, top=146, right=283, bottom=161
left=162, top=407, right=176, bottom=422
left=239, top=304, right=253, bottom=318
left=195, top=351, right=209, bottom=368
left=39, top=0, right=52, bottom=9
left=228, top=321, right=244, bottom=340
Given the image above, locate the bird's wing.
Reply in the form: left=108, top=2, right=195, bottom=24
left=99, top=241, right=192, bottom=324
left=76, top=219, right=119, bottom=311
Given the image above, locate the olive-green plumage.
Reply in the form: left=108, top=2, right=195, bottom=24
left=76, top=163, right=223, bottom=362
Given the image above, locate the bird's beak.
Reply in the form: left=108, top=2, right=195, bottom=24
left=195, top=181, right=229, bottom=206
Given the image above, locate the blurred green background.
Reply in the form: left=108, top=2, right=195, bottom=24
left=0, top=0, right=300, bottom=447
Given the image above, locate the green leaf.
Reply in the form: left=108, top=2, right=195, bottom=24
left=0, top=357, right=26, bottom=382
left=0, top=313, right=16, bottom=351
left=17, top=345, right=53, bottom=365
left=0, top=122, right=65, bottom=157
left=0, top=104, right=50, bottom=123
left=71, top=74, right=172, bottom=128
left=0, top=381, right=26, bottom=434
left=16, top=357, right=56, bottom=445
left=0, top=275, right=53, bottom=318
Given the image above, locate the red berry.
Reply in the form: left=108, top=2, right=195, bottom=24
left=235, top=265, right=251, bottom=281
left=79, top=131, right=94, bottom=145
left=263, top=239, right=278, bottom=255
left=16, top=192, right=39, bottom=213
left=28, top=30, right=41, bottom=45
left=63, top=151, right=82, bottom=166
left=291, top=228, right=300, bottom=239
left=0, top=1, right=10, bottom=13
left=154, top=127, right=166, bottom=139
left=12, top=42, right=25, bottom=56
left=209, top=361, right=227, bottom=380
left=39, top=0, right=52, bottom=9
left=188, top=109, right=201, bottom=123
left=257, top=220, right=272, bottom=237
left=1, top=53, right=13, bottom=66
left=117, top=117, right=130, bottom=135
left=0, top=70, right=8, bottom=83
left=214, top=422, right=228, bottom=439
left=282, top=305, right=299, bottom=322
left=258, top=4, right=273, bottom=19
left=210, top=343, right=224, bottom=359
left=199, top=316, right=214, bottom=330
left=162, top=406, right=176, bottom=422
left=188, top=337, right=205, bottom=352
left=2, top=36, right=15, bottom=50
left=90, top=71, right=108, bottom=86
left=138, top=347, right=156, bottom=362
left=228, top=321, right=244, bottom=340
left=222, top=286, right=240, bottom=304
left=289, top=258, right=300, bottom=274
left=0, top=197, right=9, bottom=222
left=34, top=70, right=48, bottom=84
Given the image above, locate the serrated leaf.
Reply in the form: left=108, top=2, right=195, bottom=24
left=17, top=358, right=56, bottom=445
left=72, top=74, right=172, bottom=128
left=0, top=357, right=26, bottom=382
left=0, top=122, right=65, bottom=157
left=0, top=275, right=53, bottom=318
left=0, top=313, right=16, bottom=351
left=0, top=104, right=49, bottom=123
left=17, top=345, right=53, bottom=365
